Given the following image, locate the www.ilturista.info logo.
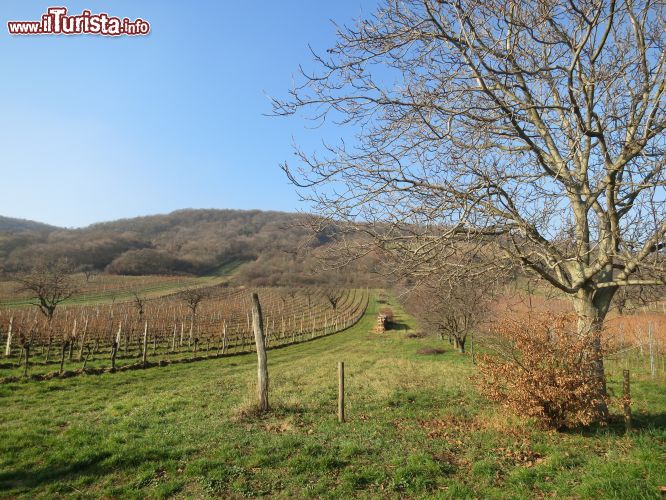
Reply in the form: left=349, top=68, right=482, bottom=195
left=7, top=7, right=150, bottom=36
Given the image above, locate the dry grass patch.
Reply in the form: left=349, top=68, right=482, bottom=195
left=407, top=332, right=427, bottom=338
left=416, top=347, right=445, bottom=355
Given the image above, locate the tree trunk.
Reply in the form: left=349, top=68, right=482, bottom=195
left=251, top=293, right=269, bottom=412
left=111, top=341, right=118, bottom=372
left=45, top=336, right=52, bottom=363
left=452, top=333, right=465, bottom=353
left=23, top=344, right=30, bottom=377
left=572, top=288, right=614, bottom=421
left=59, top=342, right=67, bottom=374
left=83, top=346, right=91, bottom=369
left=69, top=319, right=76, bottom=361
left=457, top=336, right=465, bottom=354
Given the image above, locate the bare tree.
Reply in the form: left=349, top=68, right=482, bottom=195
left=274, top=0, right=665, bottom=417
left=324, top=289, right=343, bottom=311
left=14, top=259, right=77, bottom=363
left=178, top=287, right=209, bottom=347
left=406, top=271, right=496, bottom=353
left=178, top=287, right=209, bottom=320
left=132, top=292, right=146, bottom=318
left=15, top=259, right=77, bottom=322
left=80, top=265, right=97, bottom=283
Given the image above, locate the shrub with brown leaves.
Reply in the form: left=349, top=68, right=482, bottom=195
left=476, top=314, right=608, bottom=430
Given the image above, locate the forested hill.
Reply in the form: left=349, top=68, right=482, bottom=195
left=0, top=209, right=378, bottom=286
left=0, top=215, right=57, bottom=233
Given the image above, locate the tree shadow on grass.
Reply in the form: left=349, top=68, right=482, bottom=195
left=0, top=452, right=113, bottom=492
left=0, top=448, right=173, bottom=492
left=563, top=411, right=666, bottom=437
left=387, top=321, right=410, bottom=332
left=233, top=399, right=307, bottom=423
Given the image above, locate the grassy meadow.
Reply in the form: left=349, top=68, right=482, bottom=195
left=0, top=295, right=664, bottom=498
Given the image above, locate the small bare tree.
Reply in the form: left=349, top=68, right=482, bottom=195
left=179, top=288, right=208, bottom=321
left=132, top=292, right=146, bottom=318
left=14, top=259, right=77, bottom=363
left=179, top=288, right=209, bottom=348
left=15, top=259, right=77, bottom=322
left=324, top=289, right=343, bottom=311
left=79, top=264, right=97, bottom=283
left=406, top=272, right=495, bottom=353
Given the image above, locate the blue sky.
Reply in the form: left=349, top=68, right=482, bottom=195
left=0, top=1, right=377, bottom=227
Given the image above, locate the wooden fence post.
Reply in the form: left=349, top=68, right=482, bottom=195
left=23, top=342, right=30, bottom=377
left=142, top=321, right=148, bottom=366
left=59, top=341, right=68, bottom=375
left=69, top=319, right=77, bottom=361
left=171, top=324, right=177, bottom=352
left=116, top=322, right=122, bottom=348
left=623, top=369, right=632, bottom=433
left=4, top=316, right=13, bottom=357
left=78, top=316, right=88, bottom=361
left=251, top=293, right=269, bottom=412
left=111, top=340, right=118, bottom=372
left=338, top=361, right=345, bottom=423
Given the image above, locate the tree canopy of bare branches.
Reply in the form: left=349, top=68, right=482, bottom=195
left=274, top=0, right=665, bottom=411
left=178, top=288, right=210, bottom=331
left=324, top=289, right=344, bottom=311
left=14, top=259, right=77, bottom=321
left=406, top=272, right=496, bottom=353
left=132, top=292, right=146, bottom=318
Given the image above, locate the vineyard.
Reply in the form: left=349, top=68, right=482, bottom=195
left=0, top=262, right=244, bottom=307
left=489, top=293, right=666, bottom=379
left=0, top=286, right=369, bottom=381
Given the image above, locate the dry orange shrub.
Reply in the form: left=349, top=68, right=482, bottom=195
left=477, top=313, right=609, bottom=430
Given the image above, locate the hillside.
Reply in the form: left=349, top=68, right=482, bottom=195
left=0, top=216, right=57, bottom=233
left=0, top=209, right=380, bottom=286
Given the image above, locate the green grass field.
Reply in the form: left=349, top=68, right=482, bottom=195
left=1, top=295, right=664, bottom=498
